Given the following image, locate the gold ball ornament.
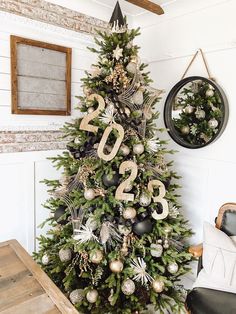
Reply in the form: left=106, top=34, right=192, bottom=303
left=123, top=207, right=137, bottom=220
left=152, top=279, right=165, bottom=293
left=167, top=262, right=179, bottom=274
left=84, top=188, right=95, bottom=200
left=133, top=143, right=144, bottom=155
left=89, top=249, right=103, bottom=264
left=184, top=105, right=194, bottom=114
left=121, top=279, right=135, bottom=295
left=120, top=144, right=130, bottom=156
left=109, top=260, right=124, bottom=273
left=181, top=126, right=190, bottom=135
left=86, top=289, right=98, bottom=303
left=59, top=248, right=72, bottom=262
left=69, top=289, right=84, bottom=304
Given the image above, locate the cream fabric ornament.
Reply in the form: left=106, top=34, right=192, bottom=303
left=42, top=254, right=50, bottom=265
left=84, top=188, right=95, bottom=200
left=206, top=89, right=214, bottom=97
left=139, top=192, right=151, bottom=207
left=208, top=118, right=218, bottom=129
left=184, top=105, right=194, bottom=114
left=121, top=279, right=135, bottom=295
left=90, top=66, right=101, bottom=78
left=59, top=248, right=72, bottom=262
left=150, top=243, right=163, bottom=258
left=133, top=143, right=144, bottom=155
left=120, top=144, right=130, bottom=156
left=126, top=61, right=137, bottom=74
left=113, top=45, right=123, bottom=60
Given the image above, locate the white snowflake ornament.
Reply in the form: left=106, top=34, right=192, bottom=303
left=113, top=45, right=123, bottom=60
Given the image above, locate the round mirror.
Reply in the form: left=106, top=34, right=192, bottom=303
left=164, top=76, right=229, bottom=149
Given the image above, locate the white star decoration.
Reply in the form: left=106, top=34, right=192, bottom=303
left=113, top=45, right=123, bottom=60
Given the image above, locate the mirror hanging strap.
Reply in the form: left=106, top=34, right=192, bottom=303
left=181, top=49, right=214, bottom=81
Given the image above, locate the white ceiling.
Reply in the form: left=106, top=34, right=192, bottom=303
left=92, top=0, right=176, bottom=16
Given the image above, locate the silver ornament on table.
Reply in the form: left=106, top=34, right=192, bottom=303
left=42, top=254, right=50, bottom=265
left=206, top=89, right=214, bottom=97
left=150, top=243, right=163, bottom=258
left=109, top=260, right=124, bottom=273
left=208, top=118, right=218, bottom=129
left=86, top=289, right=98, bottom=303
left=84, top=188, right=95, bottom=200
left=123, top=207, right=137, bottom=220
left=152, top=279, right=165, bottom=293
left=181, top=125, right=190, bottom=135
left=184, top=105, right=194, bottom=114
left=69, top=289, right=84, bottom=304
left=87, top=107, right=94, bottom=114
left=139, top=192, right=152, bottom=207
left=89, top=249, right=103, bottom=264
left=132, top=90, right=144, bottom=105
left=120, top=144, right=130, bottom=156
left=195, top=108, right=206, bottom=119
left=133, top=143, right=144, bottom=155
left=121, top=279, right=136, bottom=295
left=167, top=262, right=179, bottom=274
left=59, top=248, right=72, bottom=262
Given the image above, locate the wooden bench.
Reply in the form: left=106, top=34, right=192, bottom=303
left=0, top=239, right=78, bottom=314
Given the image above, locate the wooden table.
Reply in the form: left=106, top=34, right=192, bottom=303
left=0, top=239, right=78, bottom=314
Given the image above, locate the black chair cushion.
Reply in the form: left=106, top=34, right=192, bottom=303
left=186, top=288, right=236, bottom=314
left=220, top=210, right=236, bottom=236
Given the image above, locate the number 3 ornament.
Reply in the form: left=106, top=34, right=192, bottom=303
left=148, top=180, right=169, bottom=220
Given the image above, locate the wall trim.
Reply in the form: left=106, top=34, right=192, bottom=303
left=0, top=0, right=108, bottom=35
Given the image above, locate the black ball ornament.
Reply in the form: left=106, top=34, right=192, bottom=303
left=132, top=218, right=153, bottom=236
left=102, top=172, right=120, bottom=187
left=54, top=205, right=67, bottom=225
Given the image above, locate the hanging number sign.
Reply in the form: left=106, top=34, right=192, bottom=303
left=115, top=161, right=138, bottom=202
left=97, top=123, right=124, bottom=161
left=148, top=180, right=169, bottom=220
left=80, top=94, right=105, bottom=133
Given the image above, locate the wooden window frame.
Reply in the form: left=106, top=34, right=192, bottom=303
left=11, top=35, right=72, bottom=116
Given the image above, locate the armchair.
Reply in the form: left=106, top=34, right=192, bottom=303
left=185, top=203, right=236, bottom=314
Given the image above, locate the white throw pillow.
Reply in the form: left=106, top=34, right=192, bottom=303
left=193, top=222, right=236, bottom=294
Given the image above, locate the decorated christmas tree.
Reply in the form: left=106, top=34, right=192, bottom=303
left=35, top=2, right=193, bottom=313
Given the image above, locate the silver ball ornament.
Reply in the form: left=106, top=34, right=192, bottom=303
left=69, top=289, right=84, bottom=304
left=139, top=192, right=152, bottom=207
left=86, top=289, right=98, bottom=303
left=150, top=243, right=163, bottom=258
left=109, top=260, right=123, bottom=273
left=208, top=118, right=218, bottom=129
left=123, top=207, right=137, bottom=220
left=181, top=126, right=190, bottom=135
left=184, top=105, right=194, bottom=114
left=133, top=143, right=144, bottom=155
left=121, top=279, right=135, bottom=295
left=167, top=262, right=179, bottom=274
left=84, top=188, right=95, bottom=200
left=120, top=144, right=130, bottom=156
left=42, top=254, right=50, bottom=265
left=126, top=61, right=137, bottom=74
left=59, top=248, right=72, bottom=262
left=152, top=279, right=165, bottom=293
left=89, top=249, right=103, bottom=264
left=206, top=89, right=214, bottom=97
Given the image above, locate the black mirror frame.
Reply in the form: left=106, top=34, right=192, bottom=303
left=164, top=76, right=229, bottom=149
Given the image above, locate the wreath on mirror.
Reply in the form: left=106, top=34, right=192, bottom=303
left=173, top=79, right=223, bottom=145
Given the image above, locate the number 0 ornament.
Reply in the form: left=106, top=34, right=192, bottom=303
left=97, top=123, right=124, bottom=161
left=148, top=180, right=169, bottom=220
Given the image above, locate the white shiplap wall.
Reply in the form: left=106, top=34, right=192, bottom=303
left=0, top=10, right=97, bottom=129
left=0, top=11, right=98, bottom=252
